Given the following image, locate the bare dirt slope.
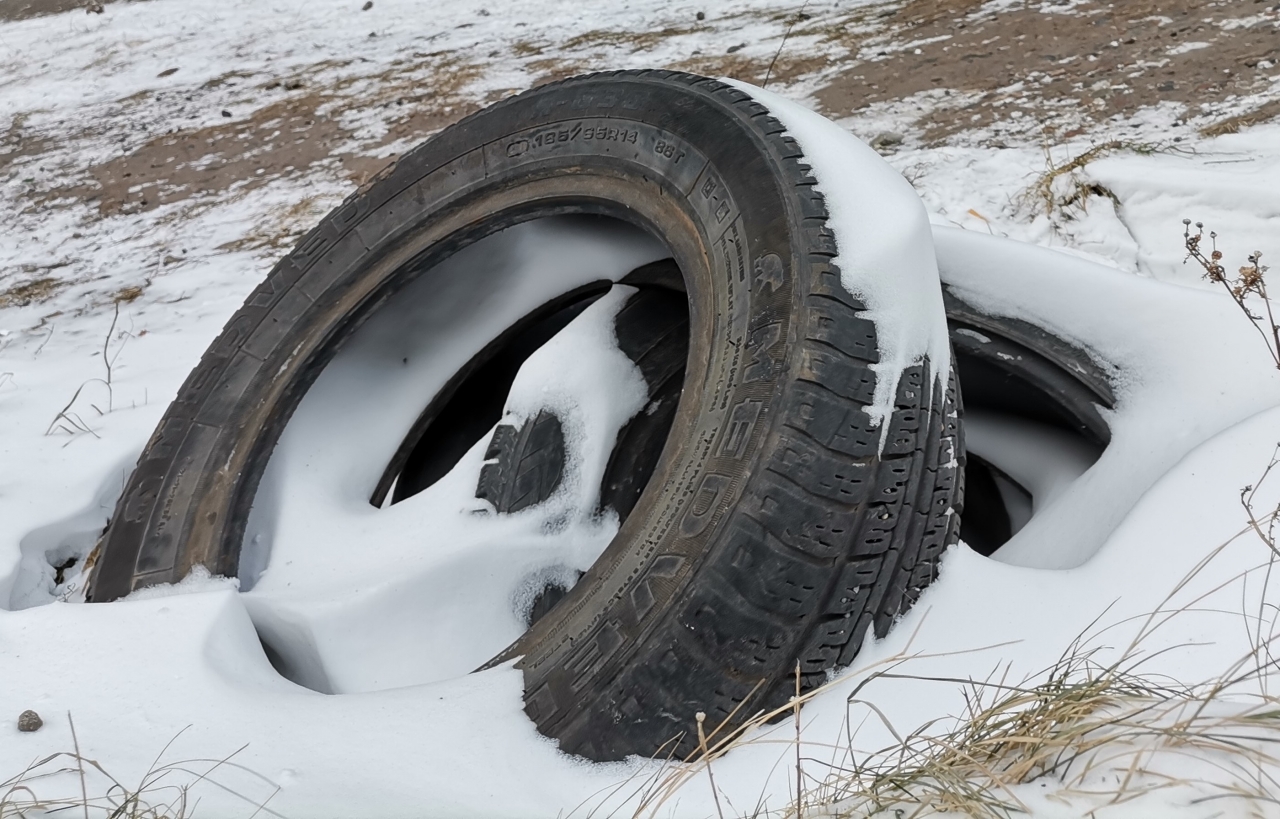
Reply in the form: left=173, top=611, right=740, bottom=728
left=4, top=1, right=1277, bottom=220
left=1, top=0, right=1277, bottom=314
left=0, top=0, right=143, bottom=22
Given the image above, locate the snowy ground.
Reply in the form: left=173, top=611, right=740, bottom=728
left=3, top=0, right=1280, bottom=817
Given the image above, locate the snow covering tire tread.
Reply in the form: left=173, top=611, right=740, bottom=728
left=86, top=69, right=963, bottom=762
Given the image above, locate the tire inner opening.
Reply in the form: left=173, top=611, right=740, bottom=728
left=372, top=263, right=691, bottom=516
left=367, top=252, right=691, bottom=628
left=951, top=324, right=1109, bottom=558
left=243, top=215, right=690, bottom=692
left=371, top=281, right=613, bottom=507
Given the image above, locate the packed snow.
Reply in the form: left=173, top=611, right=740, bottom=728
left=242, top=218, right=663, bottom=693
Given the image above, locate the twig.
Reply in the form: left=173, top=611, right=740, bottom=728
left=1183, top=220, right=1278, bottom=370
left=34, top=324, right=54, bottom=357
left=763, top=2, right=811, bottom=89
left=794, top=661, right=803, bottom=819
left=43, top=303, right=128, bottom=437
left=695, top=712, right=725, bottom=819
left=67, top=713, right=89, bottom=819
left=102, top=301, right=120, bottom=413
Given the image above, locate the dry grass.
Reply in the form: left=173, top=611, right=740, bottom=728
left=0, top=276, right=66, bottom=309
left=1020, top=140, right=1159, bottom=218
left=1200, top=99, right=1280, bottom=139
left=1, top=719, right=284, bottom=819
left=608, top=476, right=1280, bottom=819
left=560, top=26, right=695, bottom=53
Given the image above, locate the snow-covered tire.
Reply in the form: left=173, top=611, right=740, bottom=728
left=87, top=70, right=961, bottom=760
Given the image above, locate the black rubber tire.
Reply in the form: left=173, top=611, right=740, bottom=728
left=476, top=410, right=569, bottom=515
left=87, top=70, right=963, bottom=761
left=944, top=287, right=1114, bottom=448
left=943, top=286, right=1113, bottom=557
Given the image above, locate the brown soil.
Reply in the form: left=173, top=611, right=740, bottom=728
left=0, top=0, right=145, bottom=22
left=810, top=0, right=1280, bottom=141
left=518, top=0, right=1279, bottom=144
left=3, top=0, right=1277, bottom=237
left=32, top=55, right=485, bottom=219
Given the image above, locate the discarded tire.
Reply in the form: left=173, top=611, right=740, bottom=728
left=88, top=70, right=963, bottom=761
left=943, top=287, right=1114, bottom=555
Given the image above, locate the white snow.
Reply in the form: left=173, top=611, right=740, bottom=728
left=964, top=409, right=1099, bottom=545
left=241, top=217, right=664, bottom=694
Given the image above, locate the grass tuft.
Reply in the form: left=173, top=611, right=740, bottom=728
left=615, top=494, right=1280, bottom=818
left=1020, top=140, right=1159, bottom=218
left=0, top=276, right=65, bottom=309
left=1, top=720, right=284, bottom=819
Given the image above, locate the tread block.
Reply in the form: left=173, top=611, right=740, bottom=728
left=882, top=407, right=922, bottom=457
left=717, top=521, right=836, bottom=619
left=807, top=298, right=880, bottom=362
left=810, top=266, right=866, bottom=309
left=789, top=384, right=919, bottom=460
left=477, top=411, right=565, bottom=513
left=809, top=616, right=856, bottom=649
left=798, top=346, right=877, bottom=404
left=869, top=456, right=914, bottom=505
left=679, top=586, right=796, bottom=680
left=837, top=612, right=877, bottom=667
left=745, top=487, right=854, bottom=562
left=825, top=559, right=881, bottom=615
left=770, top=432, right=875, bottom=505
left=851, top=501, right=907, bottom=558
left=894, top=362, right=927, bottom=410
left=790, top=382, right=880, bottom=458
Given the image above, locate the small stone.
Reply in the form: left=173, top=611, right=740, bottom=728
left=361, top=0, right=372, bottom=9
left=869, top=131, right=905, bottom=152
left=726, top=42, right=746, bottom=54
left=695, top=10, right=705, bottom=20
left=221, top=110, right=232, bottom=118
left=18, top=710, right=42, bottom=732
